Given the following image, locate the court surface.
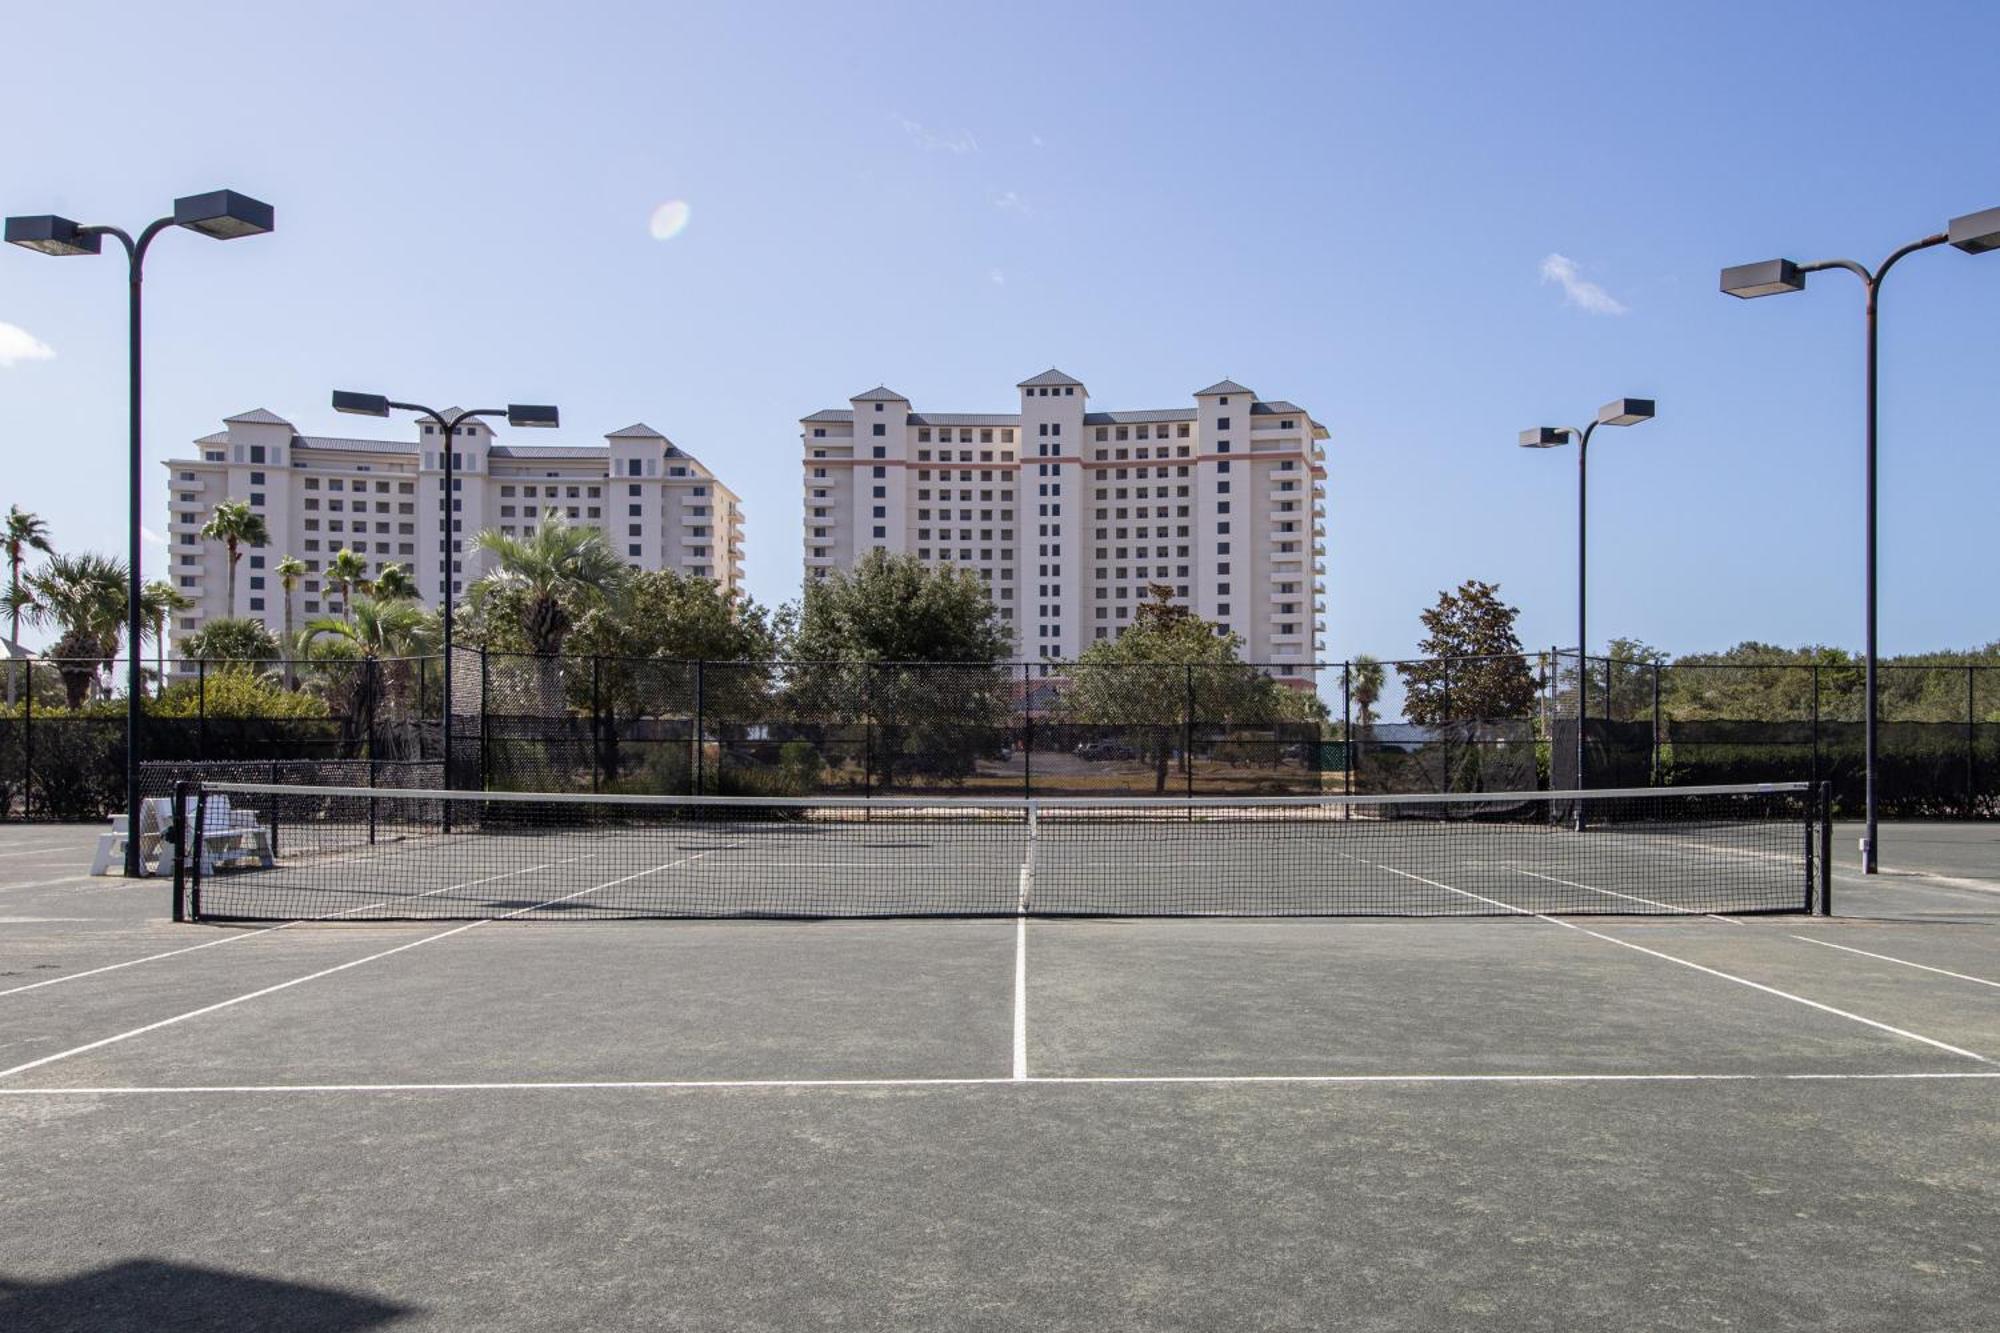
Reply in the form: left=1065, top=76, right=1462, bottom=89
left=1, top=820, right=1995, bottom=1331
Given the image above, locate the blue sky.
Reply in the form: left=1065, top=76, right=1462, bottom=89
left=3, top=0, right=1996, bottom=666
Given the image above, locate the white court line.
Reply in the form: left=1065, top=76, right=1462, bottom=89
left=1, top=1071, right=1995, bottom=1095
left=1507, top=866, right=1745, bottom=924
left=0, top=873, right=113, bottom=893
left=1787, top=936, right=2000, bottom=990
left=1012, top=915, right=1028, bottom=1081
left=1336, top=852, right=1992, bottom=1065
left=0, top=853, right=603, bottom=1000
left=0, top=842, right=741, bottom=1081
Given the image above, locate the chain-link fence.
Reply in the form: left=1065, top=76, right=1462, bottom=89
left=3, top=650, right=1993, bottom=819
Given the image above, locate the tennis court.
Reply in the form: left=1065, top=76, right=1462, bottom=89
left=1, top=802, right=1994, bottom=1331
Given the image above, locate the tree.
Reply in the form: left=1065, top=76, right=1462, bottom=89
left=324, top=549, right=371, bottom=618
left=1349, top=654, right=1385, bottom=728
left=566, top=570, right=785, bottom=786
left=274, top=555, right=307, bottom=686
left=141, top=579, right=191, bottom=698
left=786, top=552, right=1011, bottom=790
left=1063, top=585, right=1290, bottom=793
left=199, top=499, right=269, bottom=610
left=469, top=510, right=626, bottom=658
left=372, top=562, right=417, bottom=601
left=469, top=509, right=628, bottom=714
left=789, top=550, right=1008, bottom=663
left=25, top=552, right=128, bottom=708
left=299, top=596, right=440, bottom=752
left=1396, top=580, right=1537, bottom=723
left=179, top=616, right=281, bottom=667
left=4, top=507, right=54, bottom=706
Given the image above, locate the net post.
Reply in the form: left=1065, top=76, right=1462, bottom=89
left=187, top=786, right=207, bottom=921
left=1819, top=781, right=1833, bottom=915
left=1019, top=800, right=1037, bottom=914
left=170, top=779, right=190, bottom=922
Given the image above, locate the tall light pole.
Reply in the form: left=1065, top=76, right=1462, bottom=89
left=1721, top=205, right=2000, bottom=873
left=332, top=392, right=558, bottom=790
left=1519, top=398, right=1655, bottom=796
left=7, top=192, right=274, bottom=875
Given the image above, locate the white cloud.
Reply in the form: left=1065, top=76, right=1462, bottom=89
left=992, top=190, right=1029, bottom=214
left=0, top=320, right=55, bottom=368
left=900, top=117, right=978, bottom=154
left=140, top=526, right=167, bottom=547
left=989, top=269, right=1006, bottom=286
left=1030, top=134, right=1045, bottom=148
left=1539, top=254, right=1628, bottom=316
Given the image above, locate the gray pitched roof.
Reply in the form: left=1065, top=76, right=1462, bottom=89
left=801, top=409, right=855, bottom=424
left=1250, top=401, right=1304, bottom=415
left=1083, top=409, right=1196, bottom=425
left=908, top=412, right=1021, bottom=427
left=224, top=408, right=292, bottom=426
left=489, top=445, right=604, bottom=460
left=292, top=435, right=413, bottom=454
left=193, top=431, right=231, bottom=446
left=851, top=385, right=909, bottom=402
left=1193, top=379, right=1254, bottom=398
left=1016, top=368, right=1084, bottom=388
left=606, top=423, right=665, bottom=439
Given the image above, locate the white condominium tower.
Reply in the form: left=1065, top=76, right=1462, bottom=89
left=801, top=370, right=1327, bottom=674
left=163, top=409, right=743, bottom=651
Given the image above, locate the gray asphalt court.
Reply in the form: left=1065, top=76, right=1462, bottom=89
left=0, top=818, right=1994, bottom=1330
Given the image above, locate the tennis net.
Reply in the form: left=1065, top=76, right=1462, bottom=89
left=172, top=780, right=1825, bottom=922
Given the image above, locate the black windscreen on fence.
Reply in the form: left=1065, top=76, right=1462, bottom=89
left=4, top=652, right=1995, bottom=819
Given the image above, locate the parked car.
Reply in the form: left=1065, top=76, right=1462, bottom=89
left=1074, top=740, right=1139, bottom=762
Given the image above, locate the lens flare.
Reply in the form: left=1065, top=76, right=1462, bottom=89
left=648, top=200, right=692, bottom=241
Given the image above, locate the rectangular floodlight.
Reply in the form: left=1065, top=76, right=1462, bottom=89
left=1720, top=259, right=1805, bottom=299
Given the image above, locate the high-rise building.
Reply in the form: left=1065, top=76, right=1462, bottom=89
left=163, top=409, right=743, bottom=650
left=801, top=370, right=1327, bottom=672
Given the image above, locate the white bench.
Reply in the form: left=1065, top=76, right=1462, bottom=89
left=89, top=794, right=274, bottom=877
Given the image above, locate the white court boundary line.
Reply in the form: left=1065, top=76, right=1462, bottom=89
left=1333, top=852, right=1992, bottom=1065
left=0, top=849, right=608, bottom=1000
left=1508, top=864, right=2000, bottom=992
left=1, top=1070, right=1995, bottom=1096
left=0, top=841, right=742, bottom=1082
left=1787, top=936, right=2000, bottom=990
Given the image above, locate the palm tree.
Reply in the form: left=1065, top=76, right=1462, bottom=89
left=4, top=507, right=54, bottom=705
left=1350, top=654, right=1385, bottom=728
left=324, top=548, right=370, bottom=620
left=300, top=595, right=440, bottom=756
left=199, top=499, right=269, bottom=611
left=275, top=555, right=307, bottom=687
left=470, top=508, right=625, bottom=712
left=141, top=579, right=191, bottom=699
left=26, top=552, right=128, bottom=708
left=371, top=561, right=417, bottom=601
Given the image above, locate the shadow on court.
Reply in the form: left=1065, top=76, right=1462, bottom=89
left=0, top=1259, right=412, bottom=1333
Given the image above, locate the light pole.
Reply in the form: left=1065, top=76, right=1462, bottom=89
left=1519, top=398, right=1655, bottom=796
left=332, top=392, right=558, bottom=791
left=7, top=192, right=274, bottom=875
left=1721, top=205, right=2000, bottom=873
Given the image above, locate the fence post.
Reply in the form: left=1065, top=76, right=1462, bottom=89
left=692, top=659, right=705, bottom=796
left=1021, top=661, right=1032, bottom=800
left=1651, top=662, right=1662, bottom=786
left=589, top=655, right=601, bottom=795
left=1185, top=663, right=1196, bottom=800
left=861, top=661, right=873, bottom=800
left=1970, top=665, right=1979, bottom=816
left=477, top=646, right=490, bottom=796
left=170, top=779, right=189, bottom=922
left=196, top=659, right=207, bottom=762
left=1819, top=781, right=1834, bottom=915
left=1810, top=663, right=1821, bottom=794
left=21, top=660, right=33, bottom=818
left=1342, top=661, right=1352, bottom=797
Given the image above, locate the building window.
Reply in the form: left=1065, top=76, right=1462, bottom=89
left=872, top=423, right=886, bottom=437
